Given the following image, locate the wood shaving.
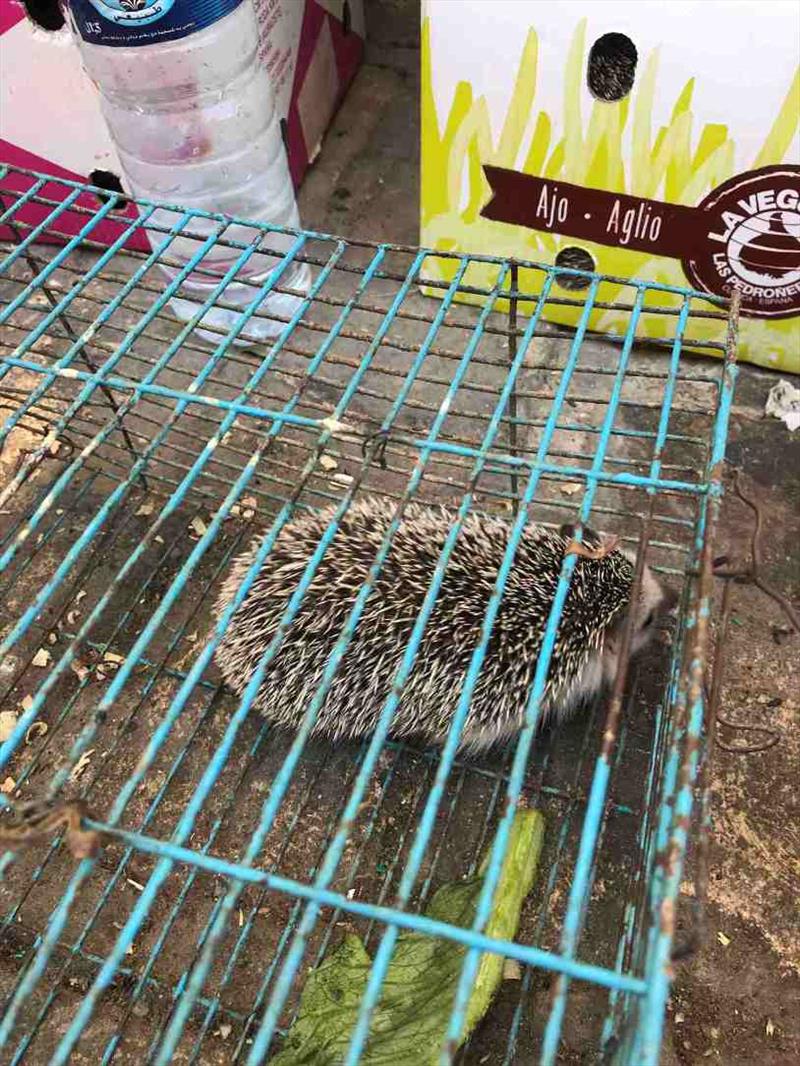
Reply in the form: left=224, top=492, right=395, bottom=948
left=189, top=516, right=208, bottom=538
left=127, top=877, right=145, bottom=892
left=25, top=722, right=48, bottom=743
left=320, top=417, right=347, bottom=434
left=47, top=632, right=58, bottom=645
left=69, top=750, right=95, bottom=782
left=135, top=500, right=155, bottom=517
left=502, top=959, right=522, bottom=980
left=332, top=472, right=354, bottom=486
left=1, top=777, right=16, bottom=794
left=103, top=651, right=125, bottom=665
left=0, top=711, right=18, bottom=743
left=765, top=1018, right=775, bottom=1036
left=318, top=454, right=338, bottom=472
left=216, top=1023, right=232, bottom=1040
left=20, top=694, right=35, bottom=713
left=560, top=482, right=582, bottom=495
left=76, top=590, right=87, bottom=603
left=716, top=931, right=731, bottom=946
left=66, top=610, right=80, bottom=626
left=32, top=648, right=51, bottom=668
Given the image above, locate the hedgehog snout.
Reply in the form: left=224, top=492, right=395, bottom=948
left=600, top=564, right=668, bottom=685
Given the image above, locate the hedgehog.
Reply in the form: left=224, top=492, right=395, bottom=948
left=213, top=497, right=668, bottom=750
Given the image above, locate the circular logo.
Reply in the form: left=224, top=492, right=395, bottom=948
left=683, top=166, right=800, bottom=319
left=88, top=0, right=176, bottom=26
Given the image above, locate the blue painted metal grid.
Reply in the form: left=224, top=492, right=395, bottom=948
left=0, top=167, right=737, bottom=1064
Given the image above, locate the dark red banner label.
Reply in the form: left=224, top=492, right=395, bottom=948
left=481, top=164, right=800, bottom=320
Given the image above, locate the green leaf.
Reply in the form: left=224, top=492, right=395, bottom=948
left=272, top=809, right=545, bottom=1065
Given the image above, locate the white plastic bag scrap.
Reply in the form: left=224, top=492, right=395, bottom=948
left=765, top=380, right=800, bottom=433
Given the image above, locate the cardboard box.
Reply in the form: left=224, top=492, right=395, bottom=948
left=0, top=0, right=364, bottom=246
left=421, top=0, right=800, bottom=373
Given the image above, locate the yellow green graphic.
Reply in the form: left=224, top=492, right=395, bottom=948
left=420, top=17, right=800, bottom=372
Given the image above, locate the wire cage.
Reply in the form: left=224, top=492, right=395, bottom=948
left=0, top=167, right=737, bottom=1065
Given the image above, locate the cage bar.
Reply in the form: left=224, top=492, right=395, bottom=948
left=0, top=167, right=736, bottom=1065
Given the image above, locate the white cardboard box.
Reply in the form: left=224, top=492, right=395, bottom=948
left=420, top=0, right=800, bottom=372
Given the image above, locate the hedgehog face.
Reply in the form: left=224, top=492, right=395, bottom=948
left=629, top=563, right=670, bottom=655
left=601, top=561, right=671, bottom=685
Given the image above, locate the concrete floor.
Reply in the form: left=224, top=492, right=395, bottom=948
left=295, top=2, right=800, bottom=1063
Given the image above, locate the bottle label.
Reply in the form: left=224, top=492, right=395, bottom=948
left=69, top=0, right=245, bottom=47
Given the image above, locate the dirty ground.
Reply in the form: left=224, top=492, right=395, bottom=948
left=0, top=1, right=797, bottom=1064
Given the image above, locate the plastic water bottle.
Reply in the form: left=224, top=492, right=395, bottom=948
left=67, top=0, right=310, bottom=345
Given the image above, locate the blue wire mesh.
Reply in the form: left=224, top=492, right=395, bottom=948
left=0, top=166, right=737, bottom=1065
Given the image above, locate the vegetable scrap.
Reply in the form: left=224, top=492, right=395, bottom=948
left=70, top=660, right=90, bottom=682
left=272, top=809, right=544, bottom=1065
left=564, top=535, right=619, bottom=561
left=231, top=496, right=257, bottom=520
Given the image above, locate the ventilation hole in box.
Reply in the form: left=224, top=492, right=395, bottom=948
left=342, top=0, right=352, bottom=35
left=88, top=170, right=130, bottom=209
left=587, top=33, right=638, bottom=101
left=23, top=0, right=64, bottom=31
left=554, top=246, right=595, bottom=290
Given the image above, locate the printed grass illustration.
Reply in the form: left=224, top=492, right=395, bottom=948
left=420, top=17, right=800, bottom=371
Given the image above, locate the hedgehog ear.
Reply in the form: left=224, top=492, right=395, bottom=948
left=558, top=522, right=603, bottom=548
